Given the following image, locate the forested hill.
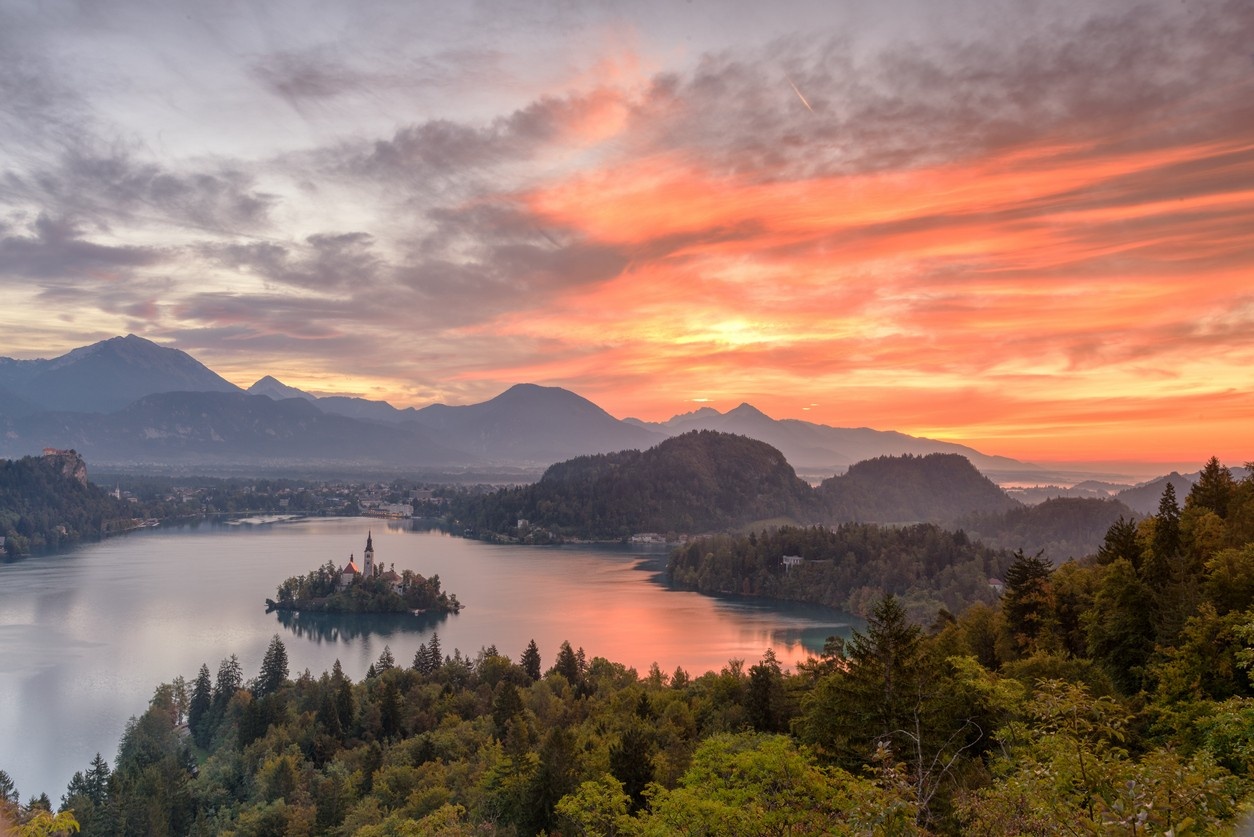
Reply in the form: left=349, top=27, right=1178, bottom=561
left=0, top=452, right=136, bottom=555
left=817, top=453, right=1021, bottom=524
left=669, top=523, right=1014, bottom=621
left=958, top=496, right=1138, bottom=563
left=448, top=430, right=820, bottom=540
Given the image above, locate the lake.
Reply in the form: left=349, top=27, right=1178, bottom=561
left=0, top=517, right=857, bottom=799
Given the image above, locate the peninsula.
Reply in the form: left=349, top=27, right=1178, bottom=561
left=265, top=532, right=461, bottom=615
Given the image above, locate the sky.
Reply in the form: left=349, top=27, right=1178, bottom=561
left=1, top=0, right=1252, bottom=466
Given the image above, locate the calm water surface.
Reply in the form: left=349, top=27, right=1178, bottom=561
left=0, top=517, right=856, bottom=798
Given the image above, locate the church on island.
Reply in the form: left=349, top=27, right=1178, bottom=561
left=337, top=532, right=402, bottom=592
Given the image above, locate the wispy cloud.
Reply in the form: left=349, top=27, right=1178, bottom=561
left=0, top=0, right=1251, bottom=460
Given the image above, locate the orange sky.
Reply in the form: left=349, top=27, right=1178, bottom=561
left=1, top=1, right=1251, bottom=466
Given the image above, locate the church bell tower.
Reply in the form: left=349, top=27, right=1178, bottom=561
left=364, top=531, right=375, bottom=578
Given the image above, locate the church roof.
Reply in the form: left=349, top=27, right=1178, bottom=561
left=342, top=560, right=360, bottom=575
left=380, top=569, right=401, bottom=582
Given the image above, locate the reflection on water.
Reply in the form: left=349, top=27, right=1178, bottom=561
left=275, top=608, right=451, bottom=644
left=0, top=517, right=857, bottom=799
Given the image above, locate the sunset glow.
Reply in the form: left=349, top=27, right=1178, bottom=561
left=1, top=1, right=1251, bottom=465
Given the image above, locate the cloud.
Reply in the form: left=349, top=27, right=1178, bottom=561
left=0, top=214, right=163, bottom=283
left=250, top=46, right=366, bottom=103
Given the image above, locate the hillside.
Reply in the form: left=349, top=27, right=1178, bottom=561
left=957, top=496, right=1138, bottom=563
left=449, top=430, right=820, bottom=540
left=0, top=451, right=137, bottom=555
left=817, top=453, right=1021, bottom=524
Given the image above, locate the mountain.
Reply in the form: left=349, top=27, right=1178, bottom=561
left=248, top=377, right=429, bottom=425
left=1116, top=472, right=1196, bottom=516
left=0, top=335, right=1040, bottom=477
left=816, top=453, right=1022, bottom=524
left=247, top=376, right=316, bottom=402
left=0, top=392, right=472, bottom=471
left=407, top=383, right=665, bottom=466
left=630, top=402, right=1036, bottom=477
left=0, top=335, right=241, bottom=414
left=449, top=430, right=820, bottom=539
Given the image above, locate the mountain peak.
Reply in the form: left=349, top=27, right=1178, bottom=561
left=726, top=402, right=771, bottom=420
left=248, top=376, right=315, bottom=401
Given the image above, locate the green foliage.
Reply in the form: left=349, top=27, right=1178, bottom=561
left=962, top=497, right=1138, bottom=564
left=1000, top=550, right=1054, bottom=658
left=641, top=732, right=919, bottom=836
left=0, top=454, right=136, bottom=555
left=271, top=563, right=460, bottom=615
left=17, top=453, right=1254, bottom=836
left=670, top=522, right=1013, bottom=618
left=254, top=635, right=289, bottom=698
left=819, top=452, right=1020, bottom=525
left=449, top=430, right=821, bottom=540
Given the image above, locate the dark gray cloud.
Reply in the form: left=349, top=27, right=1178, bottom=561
left=621, top=0, right=1254, bottom=181
left=204, top=231, right=381, bottom=292
left=0, top=214, right=163, bottom=283
left=12, top=149, right=279, bottom=237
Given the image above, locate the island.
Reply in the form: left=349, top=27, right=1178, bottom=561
left=265, top=532, right=461, bottom=615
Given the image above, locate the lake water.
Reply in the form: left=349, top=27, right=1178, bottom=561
left=0, top=517, right=857, bottom=799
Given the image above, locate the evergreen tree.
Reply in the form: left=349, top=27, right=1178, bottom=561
left=798, top=594, right=928, bottom=768
left=1096, top=516, right=1141, bottom=567
left=1001, top=550, right=1054, bottom=656
left=1086, top=559, right=1155, bottom=694
left=188, top=663, right=212, bottom=746
left=550, top=640, right=581, bottom=684
left=428, top=631, right=443, bottom=668
left=255, top=635, right=289, bottom=698
left=1189, top=456, right=1235, bottom=518
left=412, top=642, right=433, bottom=675
left=520, top=639, right=542, bottom=682
left=609, top=725, right=654, bottom=812
left=374, top=645, right=395, bottom=673
left=213, top=654, right=243, bottom=707
left=0, top=769, right=16, bottom=805
left=1146, top=483, right=1182, bottom=586
left=746, top=648, right=787, bottom=732
left=492, top=682, right=525, bottom=740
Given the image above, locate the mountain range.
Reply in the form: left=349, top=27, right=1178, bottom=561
left=0, top=334, right=1107, bottom=481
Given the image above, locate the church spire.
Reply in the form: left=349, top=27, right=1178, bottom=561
left=363, top=530, right=375, bottom=578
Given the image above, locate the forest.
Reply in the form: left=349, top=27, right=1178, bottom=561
left=0, top=453, right=139, bottom=556
left=448, top=430, right=818, bottom=541
left=5, top=456, right=1254, bottom=835
left=668, top=523, right=1015, bottom=623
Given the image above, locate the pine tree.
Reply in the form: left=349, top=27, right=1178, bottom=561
left=214, top=654, right=243, bottom=707
left=0, top=769, right=16, bottom=805
left=521, top=639, right=542, bottom=682
left=188, top=664, right=212, bottom=747
left=255, top=635, right=289, bottom=698
left=374, top=645, right=395, bottom=673
left=550, top=640, right=581, bottom=684
left=1189, top=456, right=1235, bottom=518
left=1146, top=483, right=1182, bottom=586
left=412, top=642, right=432, bottom=674
left=1097, top=517, right=1141, bottom=567
left=1001, top=549, right=1055, bottom=656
